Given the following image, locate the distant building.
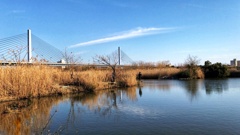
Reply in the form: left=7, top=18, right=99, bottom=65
left=230, top=59, right=240, bottom=67
left=57, top=59, right=66, bottom=64
left=230, top=59, right=237, bottom=67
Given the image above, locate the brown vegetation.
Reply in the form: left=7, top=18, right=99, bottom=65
left=0, top=60, right=218, bottom=102
left=0, top=65, right=138, bottom=102
left=139, top=67, right=181, bottom=79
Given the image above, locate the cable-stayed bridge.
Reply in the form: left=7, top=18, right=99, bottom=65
left=0, top=30, right=135, bottom=66
left=0, top=30, right=62, bottom=63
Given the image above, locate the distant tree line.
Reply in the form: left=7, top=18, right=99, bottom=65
left=203, top=60, right=229, bottom=78
left=179, top=55, right=229, bottom=79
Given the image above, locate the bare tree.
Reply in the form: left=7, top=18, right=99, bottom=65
left=2, top=46, right=28, bottom=63
left=93, top=52, right=119, bottom=82
left=185, top=55, right=200, bottom=68
left=156, top=60, right=171, bottom=68
left=134, top=61, right=156, bottom=69
left=62, top=48, right=82, bottom=80
left=184, top=55, right=201, bottom=79
left=62, top=48, right=82, bottom=64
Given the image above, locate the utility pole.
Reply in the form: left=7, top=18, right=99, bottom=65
left=27, top=29, right=32, bottom=63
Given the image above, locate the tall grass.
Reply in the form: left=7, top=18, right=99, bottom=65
left=0, top=65, right=138, bottom=101
left=0, top=65, right=205, bottom=102
left=0, top=65, right=56, bottom=100
left=139, top=67, right=181, bottom=79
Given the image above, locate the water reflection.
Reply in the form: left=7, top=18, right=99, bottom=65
left=0, top=79, right=234, bottom=134
left=138, top=87, right=142, bottom=97
left=204, top=79, right=228, bottom=94
left=143, top=79, right=230, bottom=101
left=0, top=97, right=64, bottom=135
left=178, top=79, right=229, bottom=100
left=179, top=80, right=202, bottom=100
left=71, top=91, right=119, bottom=117
left=62, top=87, right=137, bottom=120
left=0, top=88, right=139, bottom=134
left=144, top=80, right=171, bottom=90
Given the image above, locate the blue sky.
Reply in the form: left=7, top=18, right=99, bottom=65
left=0, top=0, right=240, bottom=65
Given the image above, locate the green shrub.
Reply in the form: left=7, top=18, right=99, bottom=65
left=204, top=61, right=229, bottom=78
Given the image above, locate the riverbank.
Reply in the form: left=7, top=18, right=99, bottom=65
left=0, top=65, right=137, bottom=102
left=1, top=65, right=240, bottom=102
left=139, top=67, right=240, bottom=79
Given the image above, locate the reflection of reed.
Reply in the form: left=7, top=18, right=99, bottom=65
left=144, top=80, right=171, bottom=91
left=124, top=87, right=137, bottom=101
left=0, top=97, right=63, bottom=135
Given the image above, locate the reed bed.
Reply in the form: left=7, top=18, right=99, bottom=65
left=139, top=67, right=182, bottom=79
left=116, top=69, right=138, bottom=87
left=0, top=65, right=138, bottom=101
left=195, top=67, right=205, bottom=79
left=0, top=65, right=56, bottom=100
left=0, top=65, right=205, bottom=102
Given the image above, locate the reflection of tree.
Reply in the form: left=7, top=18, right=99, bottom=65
left=70, top=91, right=119, bottom=117
left=69, top=87, right=138, bottom=117
left=0, top=97, right=63, bottom=135
left=180, top=80, right=201, bottom=101
left=205, top=79, right=228, bottom=94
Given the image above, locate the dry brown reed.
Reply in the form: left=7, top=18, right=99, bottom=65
left=0, top=65, right=138, bottom=101
left=195, top=67, right=205, bottom=79
left=0, top=65, right=56, bottom=100
left=139, top=67, right=181, bottom=79
left=0, top=65, right=204, bottom=102
left=116, top=69, right=138, bottom=87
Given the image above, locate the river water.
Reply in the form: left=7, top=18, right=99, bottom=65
left=0, top=79, right=240, bottom=135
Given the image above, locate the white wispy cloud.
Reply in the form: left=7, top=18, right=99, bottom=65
left=69, top=27, right=177, bottom=48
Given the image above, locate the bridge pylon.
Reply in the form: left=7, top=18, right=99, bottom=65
left=118, top=47, right=121, bottom=65
left=27, top=29, right=32, bottom=63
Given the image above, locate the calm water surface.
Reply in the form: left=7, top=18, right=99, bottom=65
left=0, top=79, right=240, bottom=135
